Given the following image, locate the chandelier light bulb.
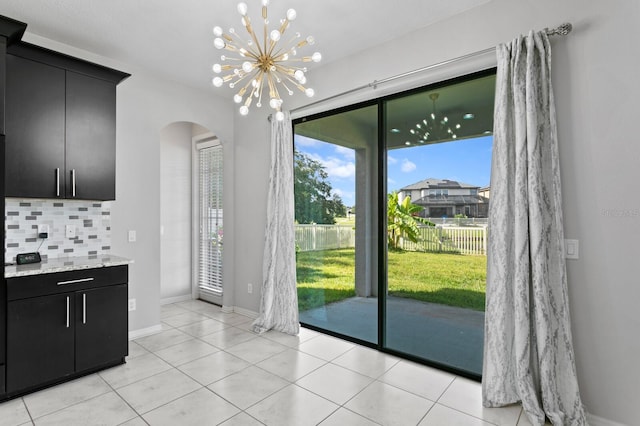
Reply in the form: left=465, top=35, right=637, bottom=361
left=411, top=93, right=462, bottom=143
left=211, top=1, right=321, bottom=117
left=275, top=111, right=285, bottom=121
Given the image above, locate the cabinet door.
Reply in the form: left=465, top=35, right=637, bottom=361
left=65, top=71, right=116, bottom=200
left=6, top=293, right=75, bottom=393
left=75, top=284, right=128, bottom=371
left=5, top=54, right=66, bottom=198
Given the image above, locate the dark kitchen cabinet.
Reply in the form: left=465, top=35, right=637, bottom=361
left=4, top=42, right=128, bottom=200
left=75, top=284, right=128, bottom=372
left=66, top=71, right=117, bottom=200
left=6, top=293, right=76, bottom=392
left=5, top=54, right=66, bottom=198
left=5, top=265, right=128, bottom=396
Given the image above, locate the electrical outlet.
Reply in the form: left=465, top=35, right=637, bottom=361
left=66, top=224, right=76, bottom=238
left=564, top=239, right=579, bottom=260
left=247, top=283, right=253, bottom=294
left=128, top=299, right=136, bottom=311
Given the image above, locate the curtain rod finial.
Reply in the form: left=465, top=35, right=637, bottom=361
left=546, top=22, right=572, bottom=36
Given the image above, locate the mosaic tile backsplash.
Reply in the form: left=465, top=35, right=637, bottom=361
left=5, top=199, right=111, bottom=263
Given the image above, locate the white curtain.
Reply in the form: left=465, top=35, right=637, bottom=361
left=482, top=31, right=587, bottom=425
left=252, top=111, right=300, bottom=335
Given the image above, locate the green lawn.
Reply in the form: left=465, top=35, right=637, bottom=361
left=297, top=248, right=486, bottom=312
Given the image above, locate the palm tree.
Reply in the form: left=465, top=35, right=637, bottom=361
left=387, top=191, right=433, bottom=250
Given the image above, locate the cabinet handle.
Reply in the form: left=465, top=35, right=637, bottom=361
left=66, top=296, right=70, bottom=328
left=71, top=169, right=77, bottom=197
left=83, top=293, right=87, bottom=324
left=56, top=168, right=60, bottom=197
left=57, top=277, right=94, bottom=286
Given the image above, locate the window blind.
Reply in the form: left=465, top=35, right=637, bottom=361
left=198, top=144, right=223, bottom=296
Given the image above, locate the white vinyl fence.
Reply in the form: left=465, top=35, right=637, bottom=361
left=401, top=226, right=487, bottom=255
left=295, top=224, right=487, bottom=255
left=295, top=224, right=356, bottom=252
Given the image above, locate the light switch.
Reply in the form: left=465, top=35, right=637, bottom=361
left=128, top=230, right=137, bottom=243
left=564, top=239, right=579, bottom=260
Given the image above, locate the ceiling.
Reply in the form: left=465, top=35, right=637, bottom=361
left=0, top=0, right=491, bottom=95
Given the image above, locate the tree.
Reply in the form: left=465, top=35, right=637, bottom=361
left=294, top=149, right=346, bottom=224
left=387, top=191, right=433, bottom=250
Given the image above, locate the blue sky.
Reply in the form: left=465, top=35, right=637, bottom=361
left=294, top=135, right=493, bottom=207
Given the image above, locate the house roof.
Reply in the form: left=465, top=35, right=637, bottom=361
left=413, top=194, right=488, bottom=206
left=400, top=178, right=479, bottom=191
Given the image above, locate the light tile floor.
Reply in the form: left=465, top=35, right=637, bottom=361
left=0, top=299, right=540, bottom=426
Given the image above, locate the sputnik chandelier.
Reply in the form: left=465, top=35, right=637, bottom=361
left=211, top=0, right=322, bottom=121
left=409, top=93, right=462, bottom=144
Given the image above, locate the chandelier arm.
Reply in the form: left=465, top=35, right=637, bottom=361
left=279, top=72, right=307, bottom=93
left=242, top=16, right=265, bottom=58
left=267, top=72, right=281, bottom=103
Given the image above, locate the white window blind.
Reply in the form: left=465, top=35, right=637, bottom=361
left=198, top=144, right=223, bottom=296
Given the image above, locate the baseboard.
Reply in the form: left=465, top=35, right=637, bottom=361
left=160, top=294, right=193, bottom=305
left=231, top=306, right=259, bottom=319
left=128, top=324, right=162, bottom=340
left=587, top=413, right=628, bottom=426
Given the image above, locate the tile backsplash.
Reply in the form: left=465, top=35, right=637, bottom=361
left=5, top=199, right=111, bottom=263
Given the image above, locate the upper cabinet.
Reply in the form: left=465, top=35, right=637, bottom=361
left=5, top=42, right=129, bottom=200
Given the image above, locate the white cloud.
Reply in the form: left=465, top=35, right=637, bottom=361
left=335, top=146, right=355, bottom=160
left=332, top=188, right=354, bottom=202
left=307, top=153, right=355, bottom=179
left=295, top=135, right=320, bottom=147
left=388, top=155, right=399, bottom=165
left=401, top=159, right=417, bottom=173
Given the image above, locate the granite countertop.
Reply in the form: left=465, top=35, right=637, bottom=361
left=5, top=254, right=133, bottom=278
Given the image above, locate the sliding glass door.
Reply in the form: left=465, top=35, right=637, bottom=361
left=383, top=73, right=495, bottom=375
left=294, top=103, right=379, bottom=343
left=294, top=70, right=495, bottom=377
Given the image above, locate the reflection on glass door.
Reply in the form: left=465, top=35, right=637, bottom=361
left=294, top=104, right=379, bottom=344
left=383, top=73, right=495, bottom=375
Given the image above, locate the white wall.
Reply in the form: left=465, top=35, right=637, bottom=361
left=231, top=1, right=640, bottom=424
left=160, top=122, right=193, bottom=302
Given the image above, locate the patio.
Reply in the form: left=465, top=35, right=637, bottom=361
left=299, top=296, right=484, bottom=376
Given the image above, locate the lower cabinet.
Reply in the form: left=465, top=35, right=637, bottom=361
left=7, top=293, right=76, bottom=392
left=75, top=284, right=128, bottom=372
left=5, top=266, right=128, bottom=396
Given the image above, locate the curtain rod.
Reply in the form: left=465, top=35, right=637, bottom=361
left=281, top=22, right=572, bottom=117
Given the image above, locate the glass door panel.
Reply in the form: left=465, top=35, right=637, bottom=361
left=294, top=104, right=379, bottom=344
left=383, top=73, right=495, bottom=376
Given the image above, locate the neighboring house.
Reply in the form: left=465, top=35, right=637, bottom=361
left=478, top=186, right=490, bottom=200
left=398, top=178, right=489, bottom=218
